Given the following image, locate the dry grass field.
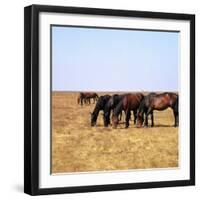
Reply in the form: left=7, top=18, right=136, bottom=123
left=51, top=92, right=178, bottom=174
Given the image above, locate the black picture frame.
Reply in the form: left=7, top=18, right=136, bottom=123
left=24, top=4, right=195, bottom=196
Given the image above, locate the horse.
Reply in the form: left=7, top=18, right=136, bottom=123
left=112, top=93, right=144, bottom=128
left=136, top=92, right=156, bottom=127
left=91, top=95, right=111, bottom=126
left=103, top=94, right=126, bottom=127
left=78, top=92, right=98, bottom=106
left=136, top=92, right=179, bottom=128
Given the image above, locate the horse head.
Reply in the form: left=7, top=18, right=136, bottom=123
left=90, top=112, right=97, bottom=126
left=112, top=114, right=119, bottom=128
left=136, top=112, right=143, bottom=128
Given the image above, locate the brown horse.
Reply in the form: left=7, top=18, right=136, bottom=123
left=77, top=92, right=98, bottom=106
left=112, top=93, right=144, bottom=128
left=136, top=92, right=179, bottom=127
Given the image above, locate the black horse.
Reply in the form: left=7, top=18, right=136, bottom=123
left=137, top=92, right=179, bottom=127
left=91, top=95, right=111, bottom=126
left=136, top=92, right=156, bottom=127
left=103, top=94, right=126, bottom=127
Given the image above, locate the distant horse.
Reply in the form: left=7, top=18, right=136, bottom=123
left=136, top=92, right=178, bottom=127
left=78, top=92, right=98, bottom=106
left=112, top=93, right=144, bottom=128
left=91, top=95, right=111, bottom=126
left=103, top=94, right=126, bottom=127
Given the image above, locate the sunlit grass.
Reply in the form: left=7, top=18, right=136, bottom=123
left=52, top=92, right=178, bottom=173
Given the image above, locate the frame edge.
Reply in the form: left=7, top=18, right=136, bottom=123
left=24, top=4, right=196, bottom=195
left=189, top=14, right=195, bottom=186
left=24, top=5, right=33, bottom=195
left=24, top=5, right=40, bottom=196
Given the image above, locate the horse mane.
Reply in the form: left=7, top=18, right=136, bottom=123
left=137, top=98, right=146, bottom=116
left=113, top=99, right=123, bottom=117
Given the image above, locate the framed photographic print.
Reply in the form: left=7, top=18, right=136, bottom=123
left=24, top=4, right=195, bottom=195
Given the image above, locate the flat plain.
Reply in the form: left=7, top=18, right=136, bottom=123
left=51, top=92, right=178, bottom=174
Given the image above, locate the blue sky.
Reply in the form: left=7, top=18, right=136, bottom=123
left=52, top=26, right=179, bottom=91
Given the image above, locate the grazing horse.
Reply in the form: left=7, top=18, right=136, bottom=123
left=91, top=95, right=111, bottom=126
left=136, top=92, right=179, bottom=127
left=78, top=92, right=98, bottom=106
left=112, top=93, right=144, bottom=128
left=103, top=94, right=125, bottom=127
left=136, top=92, right=156, bottom=127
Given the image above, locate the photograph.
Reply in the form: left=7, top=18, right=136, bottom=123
left=51, top=25, right=179, bottom=174
left=24, top=5, right=195, bottom=195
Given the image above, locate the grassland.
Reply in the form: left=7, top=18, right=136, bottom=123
left=51, top=92, right=178, bottom=174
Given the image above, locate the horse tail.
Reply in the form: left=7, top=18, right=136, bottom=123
left=77, top=93, right=81, bottom=104
left=140, top=93, right=145, bottom=102
left=174, top=95, right=179, bottom=113
left=138, top=97, right=145, bottom=116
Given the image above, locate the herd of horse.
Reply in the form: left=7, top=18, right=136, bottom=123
left=77, top=92, right=179, bottom=129
left=77, top=92, right=99, bottom=105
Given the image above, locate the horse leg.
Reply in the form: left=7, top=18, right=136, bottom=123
left=103, top=110, right=111, bottom=127
left=103, top=113, right=107, bottom=127
left=125, top=109, right=131, bottom=128
left=144, top=112, right=148, bottom=127
left=119, top=111, right=122, bottom=121
left=133, top=110, right=137, bottom=124
left=173, top=109, right=179, bottom=127
left=150, top=111, right=154, bottom=127
left=145, top=108, right=152, bottom=127
left=108, top=110, right=111, bottom=125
